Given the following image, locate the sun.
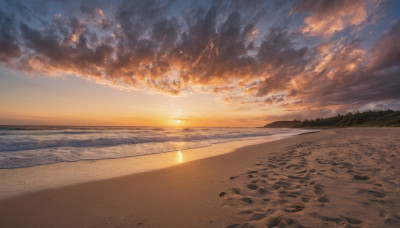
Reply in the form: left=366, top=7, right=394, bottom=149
left=175, top=119, right=181, bottom=124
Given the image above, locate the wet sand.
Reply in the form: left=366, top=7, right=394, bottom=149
left=1, top=128, right=399, bottom=227
left=0, top=136, right=294, bottom=200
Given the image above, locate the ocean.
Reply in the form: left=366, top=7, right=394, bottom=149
left=0, top=126, right=313, bottom=169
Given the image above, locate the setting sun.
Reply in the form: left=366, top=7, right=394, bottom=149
left=175, top=120, right=181, bottom=124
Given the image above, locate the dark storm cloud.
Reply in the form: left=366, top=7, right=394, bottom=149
left=0, top=0, right=399, bottom=116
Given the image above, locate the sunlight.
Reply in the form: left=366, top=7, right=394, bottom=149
left=175, top=119, right=181, bottom=124
left=176, top=150, right=183, bottom=163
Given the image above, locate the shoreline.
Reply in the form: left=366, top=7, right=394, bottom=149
left=0, top=132, right=311, bottom=200
left=1, top=128, right=399, bottom=227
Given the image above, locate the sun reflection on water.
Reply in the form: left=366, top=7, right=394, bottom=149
left=173, top=142, right=186, bottom=164
left=176, top=150, right=183, bottom=163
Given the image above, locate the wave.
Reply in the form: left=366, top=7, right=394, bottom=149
left=0, top=125, right=159, bottom=131
left=0, top=128, right=316, bottom=168
left=0, top=131, right=273, bottom=152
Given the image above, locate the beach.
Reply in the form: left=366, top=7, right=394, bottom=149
left=1, top=128, right=399, bottom=227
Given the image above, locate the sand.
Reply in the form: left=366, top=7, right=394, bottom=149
left=0, top=136, right=295, bottom=200
left=0, top=128, right=399, bottom=227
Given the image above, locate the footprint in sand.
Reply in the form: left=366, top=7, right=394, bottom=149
left=249, top=212, right=266, bottom=221
left=262, top=198, right=271, bottom=202
left=344, top=217, right=363, bottom=224
left=232, top=188, right=241, bottom=194
left=238, top=210, right=252, bottom=215
left=247, top=170, right=258, bottom=175
left=286, top=164, right=299, bottom=169
left=284, top=203, right=305, bottom=213
left=225, top=223, right=255, bottom=228
left=313, top=184, right=324, bottom=195
left=282, top=191, right=301, bottom=198
left=358, top=189, right=386, bottom=198
left=250, top=179, right=259, bottom=184
left=247, top=183, right=258, bottom=190
left=275, top=180, right=292, bottom=190
left=241, top=197, right=253, bottom=204
left=353, top=175, right=370, bottom=180
left=266, top=216, right=288, bottom=228
left=257, top=187, right=268, bottom=194
left=316, top=214, right=343, bottom=225
left=297, top=169, right=307, bottom=174
left=270, top=184, right=280, bottom=190
left=301, top=196, right=311, bottom=203
left=287, top=175, right=309, bottom=180
left=317, top=195, right=330, bottom=203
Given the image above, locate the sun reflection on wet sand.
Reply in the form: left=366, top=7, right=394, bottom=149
left=176, top=150, right=183, bottom=163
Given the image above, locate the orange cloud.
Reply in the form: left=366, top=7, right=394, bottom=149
left=292, top=0, right=373, bottom=37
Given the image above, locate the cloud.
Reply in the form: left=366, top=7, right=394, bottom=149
left=80, top=4, right=111, bottom=29
left=0, top=10, right=21, bottom=65
left=255, top=27, right=311, bottom=96
left=264, top=94, right=286, bottom=105
left=292, top=0, right=370, bottom=37
left=0, top=0, right=399, bottom=117
left=368, top=21, right=400, bottom=71
left=18, top=21, right=113, bottom=81
left=283, top=37, right=400, bottom=109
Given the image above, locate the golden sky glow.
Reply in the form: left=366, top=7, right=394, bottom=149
left=0, top=67, right=282, bottom=127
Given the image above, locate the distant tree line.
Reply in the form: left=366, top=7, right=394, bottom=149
left=264, top=110, right=400, bottom=128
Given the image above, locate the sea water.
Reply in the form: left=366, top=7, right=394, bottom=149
left=0, top=126, right=313, bottom=169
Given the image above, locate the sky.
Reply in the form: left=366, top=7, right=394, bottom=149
left=0, top=0, right=399, bottom=127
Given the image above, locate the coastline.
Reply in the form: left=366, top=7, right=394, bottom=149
left=1, top=128, right=399, bottom=227
left=0, top=132, right=308, bottom=200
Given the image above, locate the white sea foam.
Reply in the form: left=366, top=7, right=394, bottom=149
left=0, top=126, right=314, bottom=168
